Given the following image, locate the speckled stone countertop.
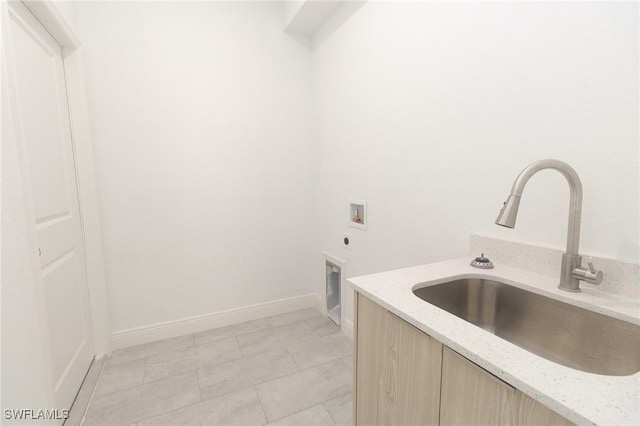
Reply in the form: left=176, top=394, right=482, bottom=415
left=348, top=258, right=640, bottom=426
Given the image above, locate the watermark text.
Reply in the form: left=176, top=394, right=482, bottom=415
left=4, top=409, right=69, bottom=420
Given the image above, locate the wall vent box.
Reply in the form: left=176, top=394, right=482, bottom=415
left=326, top=261, right=341, bottom=326
left=349, top=200, right=367, bottom=230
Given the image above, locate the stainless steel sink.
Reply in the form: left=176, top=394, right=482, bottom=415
left=413, top=278, right=640, bottom=376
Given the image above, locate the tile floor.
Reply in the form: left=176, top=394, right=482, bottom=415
left=83, top=309, right=353, bottom=425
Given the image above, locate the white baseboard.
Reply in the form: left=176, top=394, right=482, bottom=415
left=313, top=292, right=326, bottom=315
left=111, top=293, right=322, bottom=351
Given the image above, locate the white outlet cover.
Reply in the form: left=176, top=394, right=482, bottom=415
left=342, top=232, right=351, bottom=250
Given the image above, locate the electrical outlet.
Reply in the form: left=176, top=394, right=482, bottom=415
left=342, top=232, right=351, bottom=250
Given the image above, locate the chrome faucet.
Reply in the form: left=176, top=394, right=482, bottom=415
left=495, top=159, right=603, bottom=292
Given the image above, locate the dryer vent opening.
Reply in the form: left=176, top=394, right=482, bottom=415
left=326, top=262, right=341, bottom=326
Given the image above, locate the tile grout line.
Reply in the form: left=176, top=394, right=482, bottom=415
left=236, top=325, right=323, bottom=358
left=284, top=345, right=302, bottom=371
left=140, top=338, right=244, bottom=386
left=195, top=368, right=203, bottom=403
left=90, top=359, right=149, bottom=400
left=231, top=335, right=243, bottom=369
left=84, top=371, right=201, bottom=424
left=87, top=346, right=210, bottom=402
left=323, top=393, right=353, bottom=426
left=248, top=357, right=354, bottom=422
left=244, top=357, right=348, bottom=396
left=321, top=402, right=340, bottom=426
left=195, top=322, right=273, bottom=346
left=194, top=310, right=323, bottom=347
left=253, top=385, right=271, bottom=425
left=109, top=334, right=196, bottom=362
left=197, top=351, right=352, bottom=405
left=141, top=355, right=150, bottom=386
left=91, top=381, right=146, bottom=400
left=131, top=383, right=211, bottom=425
left=198, top=350, right=300, bottom=403
left=323, top=401, right=339, bottom=426
left=108, top=344, right=196, bottom=368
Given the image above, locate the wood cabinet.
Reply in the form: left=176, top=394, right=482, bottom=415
left=514, top=391, right=575, bottom=426
left=355, top=293, right=575, bottom=426
left=355, top=293, right=443, bottom=425
left=441, top=346, right=515, bottom=425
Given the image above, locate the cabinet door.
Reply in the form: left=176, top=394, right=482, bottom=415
left=514, top=391, right=575, bottom=426
left=441, top=347, right=515, bottom=426
left=355, top=293, right=442, bottom=425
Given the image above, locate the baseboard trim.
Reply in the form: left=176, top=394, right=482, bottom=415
left=111, top=293, right=322, bottom=350
left=313, top=291, right=326, bottom=315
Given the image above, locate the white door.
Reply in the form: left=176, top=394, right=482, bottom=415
left=6, top=1, right=95, bottom=410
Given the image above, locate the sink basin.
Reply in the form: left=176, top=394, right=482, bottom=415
left=413, top=278, right=640, bottom=376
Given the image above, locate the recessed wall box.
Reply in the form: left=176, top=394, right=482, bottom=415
left=349, top=200, right=367, bottom=230
left=325, top=261, right=341, bottom=326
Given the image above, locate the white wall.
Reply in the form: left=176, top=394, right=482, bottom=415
left=75, top=2, right=315, bottom=331
left=283, top=0, right=344, bottom=35
left=283, top=0, right=305, bottom=25
left=311, top=2, right=639, bottom=327
left=52, top=0, right=78, bottom=33
left=75, top=1, right=638, bottom=337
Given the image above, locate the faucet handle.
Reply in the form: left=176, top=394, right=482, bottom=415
left=572, top=259, right=603, bottom=286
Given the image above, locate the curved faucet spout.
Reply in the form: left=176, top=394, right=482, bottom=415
left=495, top=159, right=583, bottom=256
left=495, top=159, right=599, bottom=292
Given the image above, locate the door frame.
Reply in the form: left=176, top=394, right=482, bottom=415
left=5, top=0, right=112, bottom=360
